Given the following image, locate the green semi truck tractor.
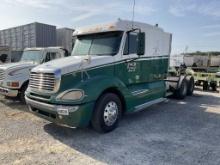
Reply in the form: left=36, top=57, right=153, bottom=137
left=25, top=20, right=194, bottom=133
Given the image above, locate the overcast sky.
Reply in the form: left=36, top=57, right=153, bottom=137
left=0, top=0, right=220, bottom=54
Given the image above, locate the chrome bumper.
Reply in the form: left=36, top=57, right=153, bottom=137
left=25, top=96, right=79, bottom=115
left=0, top=86, right=18, bottom=97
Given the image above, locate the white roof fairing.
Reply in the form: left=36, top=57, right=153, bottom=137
left=73, top=19, right=167, bottom=36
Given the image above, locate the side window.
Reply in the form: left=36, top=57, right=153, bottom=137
left=123, top=33, right=138, bottom=55
left=50, top=52, right=57, bottom=60
left=55, top=52, right=62, bottom=59
left=45, top=53, right=51, bottom=62
left=45, top=52, right=59, bottom=62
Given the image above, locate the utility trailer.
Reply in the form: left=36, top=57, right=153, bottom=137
left=191, top=67, right=220, bottom=91
left=25, top=20, right=194, bottom=133
left=183, top=54, right=220, bottom=91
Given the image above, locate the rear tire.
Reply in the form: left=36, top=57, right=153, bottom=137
left=203, top=81, right=209, bottom=91
left=210, top=82, right=217, bottom=91
left=195, top=80, right=202, bottom=86
left=174, top=78, right=188, bottom=99
left=186, top=76, right=194, bottom=96
left=91, top=93, right=122, bottom=133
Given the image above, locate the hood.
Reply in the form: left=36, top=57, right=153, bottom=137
left=0, top=61, right=36, bottom=71
left=32, top=55, right=115, bottom=75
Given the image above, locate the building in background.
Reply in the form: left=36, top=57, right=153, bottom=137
left=57, top=28, right=74, bottom=53
left=0, top=22, right=74, bottom=61
left=170, top=54, right=184, bottom=67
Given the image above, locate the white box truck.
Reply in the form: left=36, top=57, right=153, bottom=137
left=25, top=20, right=194, bottom=133
left=0, top=47, right=68, bottom=102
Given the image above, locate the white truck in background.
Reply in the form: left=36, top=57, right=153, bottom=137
left=0, top=47, right=68, bottom=102
left=0, top=46, right=11, bottom=64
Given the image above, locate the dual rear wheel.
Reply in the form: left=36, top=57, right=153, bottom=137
left=174, top=76, right=194, bottom=99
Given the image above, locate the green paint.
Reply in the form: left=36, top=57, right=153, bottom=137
left=26, top=57, right=169, bottom=127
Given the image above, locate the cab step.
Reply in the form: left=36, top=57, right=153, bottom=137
left=134, top=98, right=167, bottom=112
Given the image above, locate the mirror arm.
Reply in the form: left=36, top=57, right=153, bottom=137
left=127, top=28, right=141, bottom=33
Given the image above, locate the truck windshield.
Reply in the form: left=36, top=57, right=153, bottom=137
left=20, top=50, right=43, bottom=63
left=72, top=31, right=123, bottom=56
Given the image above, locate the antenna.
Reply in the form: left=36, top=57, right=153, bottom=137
left=184, top=45, right=188, bottom=55
left=132, top=0, right=136, bottom=29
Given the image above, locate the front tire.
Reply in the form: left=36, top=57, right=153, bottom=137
left=91, top=93, right=122, bottom=133
left=18, top=84, right=28, bottom=104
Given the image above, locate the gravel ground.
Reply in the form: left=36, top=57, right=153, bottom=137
left=0, top=89, right=220, bottom=165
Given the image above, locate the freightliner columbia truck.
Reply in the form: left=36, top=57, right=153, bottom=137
left=0, top=47, right=68, bottom=102
left=25, top=20, right=194, bottom=133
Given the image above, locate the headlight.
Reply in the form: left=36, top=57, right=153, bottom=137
left=57, top=90, right=84, bottom=101
left=7, top=81, right=19, bottom=87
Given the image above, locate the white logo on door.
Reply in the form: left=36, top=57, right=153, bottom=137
left=127, top=62, right=137, bottom=72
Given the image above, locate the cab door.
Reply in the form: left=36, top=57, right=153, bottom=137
left=115, top=32, right=141, bottom=86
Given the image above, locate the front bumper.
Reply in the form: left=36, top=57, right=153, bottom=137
left=0, top=86, right=18, bottom=97
left=25, top=96, right=94, bottom=128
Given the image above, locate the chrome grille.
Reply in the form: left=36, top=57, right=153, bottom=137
left=0, top=69, right=5, bottom=81
left=29, top=72, right=56, bottom=92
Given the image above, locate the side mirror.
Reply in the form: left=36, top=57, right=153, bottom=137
left=137, top=32, right=145, bottom=56
left=0, top=54, right=8, bottom=63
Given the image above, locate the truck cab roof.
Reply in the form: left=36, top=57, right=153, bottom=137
left=73, top=19, right=170, bottom=36
left=24, top=47, right=65, bottom=51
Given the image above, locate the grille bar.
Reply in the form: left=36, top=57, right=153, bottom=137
left=0, top=69, right=5, bottom=81
left=29, top=72, right=56, bottom=92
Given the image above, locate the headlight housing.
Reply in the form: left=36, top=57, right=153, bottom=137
left=8, top=70, right=22, bottom=76
left=7, top=81, right=20, bottom=88
left=57, top=89, right=85, bottom=101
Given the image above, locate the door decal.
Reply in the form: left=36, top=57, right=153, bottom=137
left=127, top=62, right=137, bottom=72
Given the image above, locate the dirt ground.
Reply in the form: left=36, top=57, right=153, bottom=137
left=0, top=89, right=220, bottom=165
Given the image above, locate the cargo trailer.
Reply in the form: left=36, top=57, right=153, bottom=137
left=0, top=46, right=11, bottom=64
left=56, top=28, right=75, bottom=53
left=0, top=22, right=57, bottom=51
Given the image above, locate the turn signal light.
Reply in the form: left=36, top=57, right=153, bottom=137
left=7, top=82, right=19, bottom=87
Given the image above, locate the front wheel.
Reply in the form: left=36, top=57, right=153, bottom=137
left=91, top=93, right=122, bottom=133
left=18, top=84, right=28, bottom=104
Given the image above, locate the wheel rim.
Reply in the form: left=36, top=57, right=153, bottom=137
left=103, top=101, right=118, bottom=126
